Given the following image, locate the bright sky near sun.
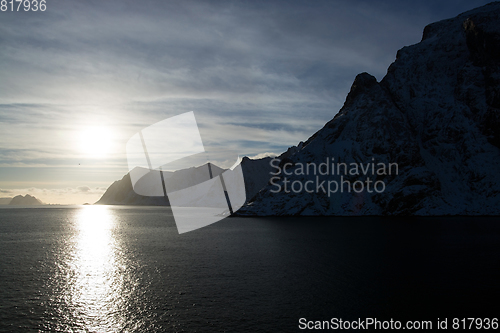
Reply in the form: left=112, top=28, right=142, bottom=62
left=0, top=0, right=492, bottom=204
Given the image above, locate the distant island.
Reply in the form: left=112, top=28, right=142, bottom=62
left=0, top=194, right=44, bottom=206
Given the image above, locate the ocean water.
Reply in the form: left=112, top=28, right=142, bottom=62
left=0, top=206, right=499, bottom=332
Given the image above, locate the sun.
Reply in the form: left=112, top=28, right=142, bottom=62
left=79, top=126, right=113, bottom=158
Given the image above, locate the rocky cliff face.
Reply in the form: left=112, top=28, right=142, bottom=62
left=238, top=2, right=500, bottom=216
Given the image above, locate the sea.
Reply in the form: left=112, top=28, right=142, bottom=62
left=0, top=206, right=499, bottom=332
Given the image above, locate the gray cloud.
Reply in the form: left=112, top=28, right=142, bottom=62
left=77, top=186, right=91, bottom=192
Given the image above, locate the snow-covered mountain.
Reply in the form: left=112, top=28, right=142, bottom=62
left=238, top=2, right=500, bottom=216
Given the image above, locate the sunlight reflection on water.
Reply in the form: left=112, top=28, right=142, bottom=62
left=66, top=206, right=126, bottom=331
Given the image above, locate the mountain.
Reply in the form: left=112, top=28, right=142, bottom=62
left=94, top=171, right=170, bottom=206
left=240, top=156, right=275, bottom=202
left=95, top=157, right=273, bottom=206
left=9, top=195, right=43, bottom=206
left=238, top=3, right=500, bottom=216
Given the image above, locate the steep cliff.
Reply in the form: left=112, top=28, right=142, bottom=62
left=239, top=3, right=500, bottom=216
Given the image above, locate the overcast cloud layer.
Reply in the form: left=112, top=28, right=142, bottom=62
left=0, top=0, right=492, bottom=203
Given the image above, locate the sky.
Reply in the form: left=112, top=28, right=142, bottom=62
left=0, top=0, right=493, bottom=204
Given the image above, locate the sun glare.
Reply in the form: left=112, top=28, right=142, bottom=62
left=79, top=126, right=113, bottom=158
left=69, top=205, right=124, bottom=330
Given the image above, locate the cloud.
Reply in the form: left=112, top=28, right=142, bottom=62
left=248, top=152, right=279, bottom=160
left=1, top=0, right=492, bottom=105
left=77, top=186, right=91, bottom=193
left=0, top=1, right=413, bottom=104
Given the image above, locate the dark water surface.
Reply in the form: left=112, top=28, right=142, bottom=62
left=0, top=206, right=499, bottom=332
